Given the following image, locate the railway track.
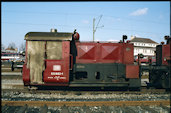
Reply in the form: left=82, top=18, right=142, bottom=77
left=1, top=100, right=170, bottom=113
left=2, top=89, right=169, bottom=103
left=1, top=74, right=170, bottom=112
left=2, top=100, right=170, bottom=106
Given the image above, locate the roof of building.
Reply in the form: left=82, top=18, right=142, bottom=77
left=130, top=37, right=158, bottom=44
left=5, top=48, right=16, bottom=51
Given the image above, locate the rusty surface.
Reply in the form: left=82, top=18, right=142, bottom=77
left=2, top=100, right=170, bottom=107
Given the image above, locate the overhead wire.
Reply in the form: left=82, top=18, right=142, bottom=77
left=3, top=10, right=169, bottom=25
left=2, top=21, right=168, bottom=35
left=2, top=10, right=169, bottom=35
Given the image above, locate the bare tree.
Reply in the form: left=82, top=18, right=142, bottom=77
left=8, top=42, right=17, bottom=50
left=19, top=42, right=26, bottom=52
left=1, top=44, right=5, bottom=50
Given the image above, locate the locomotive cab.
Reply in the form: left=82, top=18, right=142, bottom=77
left=23, top=29, right=73, bottom=86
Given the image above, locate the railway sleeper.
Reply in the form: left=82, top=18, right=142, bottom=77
left=122, top=104, right=137, bottom=113
left=61, top=104, right=69, bottom=113
left=2, top=104, right=9, bottom=113
left=101, top=105, right=111, bottom=113
left=15, top=104, right=28, bottom=113
left=82, top=105, right=92, bottom=113
left=141, top=105, right=158, bottom=113
left=7, top=106, right=19, bottom=113
left=40, top=104, right=48, bottom=113
left=160, top=104, right=170, bottom=112
left=125, top=107, right=137, bottom=113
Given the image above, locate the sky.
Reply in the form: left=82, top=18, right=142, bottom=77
left=1, top=2, right=170, bottom=50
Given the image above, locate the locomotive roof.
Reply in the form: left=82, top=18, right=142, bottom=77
left=25, top=32, right=73, bottom=41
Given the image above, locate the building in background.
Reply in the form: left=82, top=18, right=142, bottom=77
left=130, top=36, right=159, bottom=64
left=1, top=48, right=24, bottom=62
left=4, top=47, right=18, bottom=53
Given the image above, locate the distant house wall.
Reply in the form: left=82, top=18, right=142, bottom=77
left=130, top=36, right=159, bottom=56
left=4, top=48, right=18, bottom=53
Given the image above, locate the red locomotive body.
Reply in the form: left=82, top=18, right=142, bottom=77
left=156, top=40, right=171, bottom=66
left=22, top=30, right=171, bottom=90
left=23, top=32, right=72, bottom=86
left=75, top=42, right=134, bottom=64
left=161, top=44, right=170, bottom=65
left=22, top=30, right=140, bottom=89
left=43, top=41, right=70, bottom=85
left=75, top=42, right=139, bottom=79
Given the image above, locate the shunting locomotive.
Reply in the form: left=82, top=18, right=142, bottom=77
left=22, top=29, right=170, bottom=90
left=23, top=29, right=140, bottom=89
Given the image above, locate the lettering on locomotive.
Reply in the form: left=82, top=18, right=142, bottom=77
left=51, top=72, right=64, bottom=75
left=76, top=65, right=85, bottom=68
left=54, top=76, right=66, bottom=80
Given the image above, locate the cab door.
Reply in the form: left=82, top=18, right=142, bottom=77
left=43, top=41, right=70, bottom=85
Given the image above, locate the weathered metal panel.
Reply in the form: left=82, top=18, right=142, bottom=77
left=156, top=45, right=162, bottom=65
left=123, top=43, right=134, bottom=64
left=23, top=41, right=30, bottom=85
left=43, top=60, right=67, bottom=83
left=43, top=41, right=70, bottom=84
left=99, top=43, right=122, bottom=63
left=22, top=63, right=30, bottom=85
left=26, top=41, right=45, bottom=84
left=72, top=63, right=126, bottom=84
left=129, top=78, right=141, bottom=88
left=25, top=32, right=73, bottom=41
left=46, top=41, right=62, bottom=60
left=76, top=42, right=96, bottom=63
left=162, top=44, right=170, bottom=65
left=126, top=65, right=139, bottom=78
left=75, top=42, right=134, bottom=64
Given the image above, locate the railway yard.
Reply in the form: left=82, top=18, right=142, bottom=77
left=1, top=67, right=171, bottom=113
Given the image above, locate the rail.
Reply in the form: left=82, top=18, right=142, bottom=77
left=2, top=100, right=170, bottom=107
